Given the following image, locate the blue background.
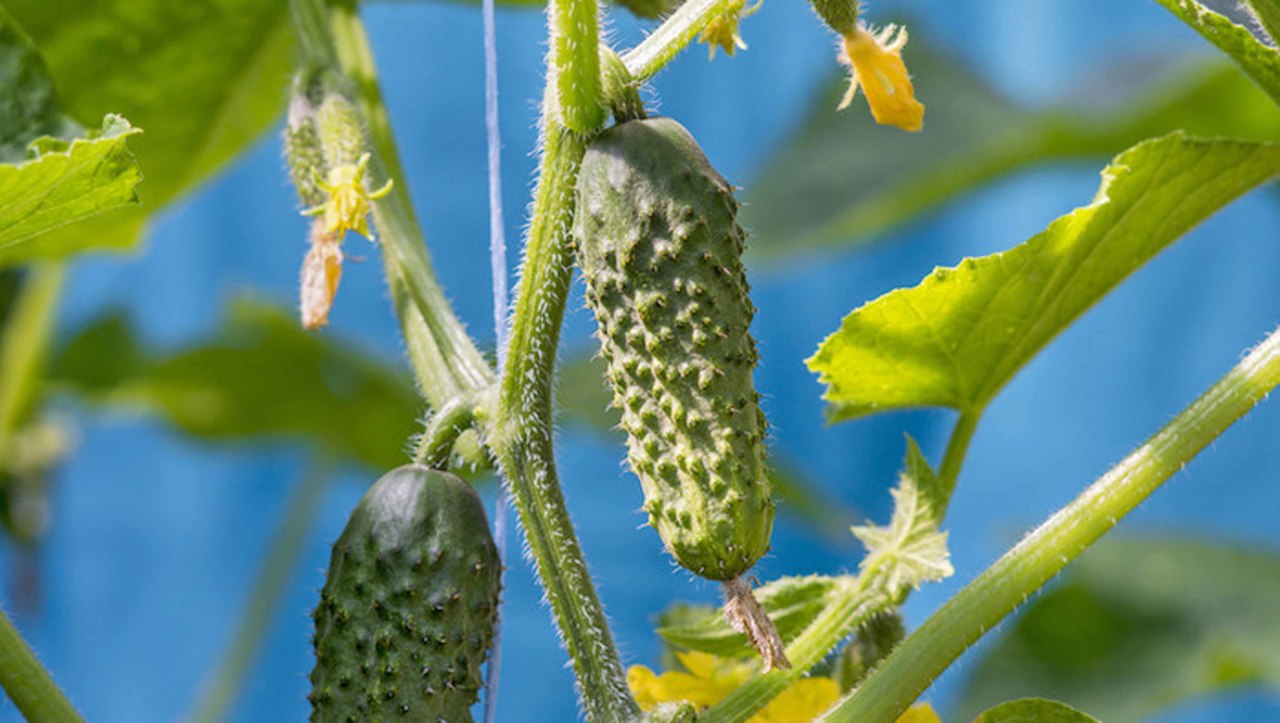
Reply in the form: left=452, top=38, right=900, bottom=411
left=3, top=0, right=1280, bottom=720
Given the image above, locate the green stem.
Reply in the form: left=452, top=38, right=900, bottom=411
left=188, top=457, right=334, bottom=723
left=414, top=397, right=478, bottom=467
left=0, top=262, right=65, bottom=465
left=621, top=0, right=743, bottom=81
left=700, top=576, right=896, bottom=723
left=550, top=0, right=605, bottom=133
left=489, top=123, right=639, bottom=722
left=808, top=0, right=858, bottom=37
left=0, top=606, right=81, bottom=722
left=295, top=0, right=496, bottom=408
left=822, top=325, right=1280, bottom=723
left=937, top=409, right=979, bottom=506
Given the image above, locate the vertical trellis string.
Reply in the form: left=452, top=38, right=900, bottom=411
left=480, top=0, right=509, bottom=719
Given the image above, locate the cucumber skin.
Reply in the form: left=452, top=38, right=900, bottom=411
left=573, top=116, right=774, bottom=581
left=309, top=465, right=500, bottom=722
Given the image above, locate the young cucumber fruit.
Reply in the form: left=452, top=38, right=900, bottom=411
left=310, top=464, right=500, bottom=722
left=573, top=116, right=774, bottom=582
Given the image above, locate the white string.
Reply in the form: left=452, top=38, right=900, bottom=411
left=480, top=0, right=509, bottom=718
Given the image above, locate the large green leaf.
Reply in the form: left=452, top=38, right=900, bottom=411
left=0, top=0, right=294, bottom=265
left=972, top=698, right=1099, bottom=723
left=744, top=53, right=1280, bottom=263
left=48, top=299, right=421, bottom=470
left=0, top=116, right=142, bottom=250
left=1156, top=0, right=1280, bottom=105
left=957, top=537, right=1280, bottom=722
left=808, top=134, right=1280, bottom=422
left=0, top=9, right=142, bottom=254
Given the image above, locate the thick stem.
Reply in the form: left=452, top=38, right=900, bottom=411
left=550, top=0, right=605, bottom=133
left=296, top=0, right=496, bottom=408
left=700, top=575, right=896, bottom=723
left=621, top=0, right=745, bottom=81
left=0, top=263, right=65, bottom=464
left=489, top=124, right=639, bottom=722
left=0, top=607, right=81, bottom=722
left=821, top=325, right=1280, bottom=723
left=187, top=458, right=333, bottom=723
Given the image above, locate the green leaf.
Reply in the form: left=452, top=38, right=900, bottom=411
left=958, top=537, right=1280, bottom=722
left=0, top=115, right=142, bottom=251
left=0, top=0, right=294, bottom=265
left=745, top=52, right=1280, bottom=263
left=49, top=299, right=421, bottom=470
left=808, top=134, right=1280, bottom=422
left=851, top=448, right=951, bottom=593
left=972, top=698, right=1100, bottom=723
left=1244, top=0, right=1280, bottom=44
left=0, top=6, right=76, bottom=162
left=656, top=575, right=844, bottom=659
left=1156, top=0, right=1280, bottom=105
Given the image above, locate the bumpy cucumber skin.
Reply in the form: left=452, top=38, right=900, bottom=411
left=573, top=117, right=773, bottom=581
left=310, top=465, right=500, bottom=722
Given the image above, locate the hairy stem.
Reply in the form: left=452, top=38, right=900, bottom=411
left=294, top=0, right=496, bottom=408
left=822, top=325, right=1280, bottom=722
left=188, top=458, right=333, bottom=723
left=550, top=0, right=605, bottom=133
left=0, top=263, right=65, bottom=465
left=0, top=607, right=81, bottom=722
left=489, top=123, right=639, bottom=722
left=414, top=397, right=479, bottom=467
left=621, top=0, right=745, bottom=81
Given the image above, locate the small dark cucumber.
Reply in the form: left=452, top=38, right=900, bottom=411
left=310, top=465, right=500, bottom=722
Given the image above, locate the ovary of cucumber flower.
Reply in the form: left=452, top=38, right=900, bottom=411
left=699, top=0, right=761, bottom=60
left=304, top=152, right=393, bottom=240
left=627, top=651, right=838, bottom=722
left=838, top=22, right=924, bottom=132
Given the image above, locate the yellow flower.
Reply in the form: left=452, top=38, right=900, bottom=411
left=897, top=703, right=942, bottom=723
left=627, top=651, right=838, bottom=723
left=304, top=152, right=393, bottom=239
left=838, top=22, right=924, bottom=132
left=698, top=0, right=760, bottom=60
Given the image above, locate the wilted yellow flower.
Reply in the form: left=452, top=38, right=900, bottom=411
left=627, top=651, right=838, bottom=722
left=699, top=0, right=761, bottom=59
left=300, top=220, right=344, bottom=330
left=838, top=22, right=924, bottom=131
left=304, top=152, right=393, bottom=239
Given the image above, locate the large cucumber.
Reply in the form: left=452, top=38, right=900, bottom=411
left=309, top=465, right=501, bottom=722
left=572, top=116, right=774, bottom=583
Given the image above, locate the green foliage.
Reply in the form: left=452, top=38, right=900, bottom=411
left=0, top=0, right=294, bottom=265
left=657, top=575, right=844, bottom=658
left=48, top=299, right=420, bottom=470
left=1245, top=0, right=1280, bottom=44
left=809, top=134, right=1280, bottom=422
left=958, top=537, right=1280, bottom=722
left=745, top=54, right=1280, bottom=263
left=972, top=698, right=1099, bottom=723
left=1155, top=0, right=1280, bottom=105
left=0, top=116, right=142, bottom=253
left=0, top=7, right=76, bottom=161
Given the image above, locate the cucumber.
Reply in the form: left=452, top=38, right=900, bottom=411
left=309, top=465, right=500, bottom=722
left=572, top=116, right=774, bottom=583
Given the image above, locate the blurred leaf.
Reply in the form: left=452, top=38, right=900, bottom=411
left=1156, top=0, right=1280, bottom=105
left=808, top=134, right=1280, bottom=422
left=972, top=698, right=1099, bottom=723
left=0, top=116, right=142, bottom=253
left=958, top=537, right=1280, bottom=722
left=745, top=53, right=1280, bottom=263
left=556, top=350, right=856, bottom=541
left=0, top=6, right=77, bottom=162
left=49, top=299, right=421, bottom=470
left=657, top=575, right=843, bottom=659
left=0, top=0, right=293, bottom=265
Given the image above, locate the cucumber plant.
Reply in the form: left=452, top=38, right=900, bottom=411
left=0, top=0, right=1278, bottom=722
